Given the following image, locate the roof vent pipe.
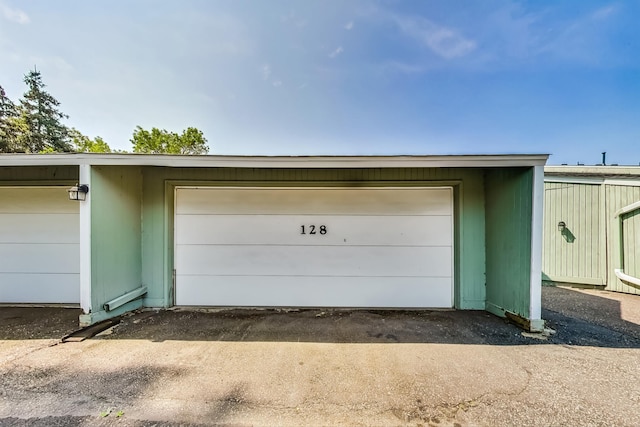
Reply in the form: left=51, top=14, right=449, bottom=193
left=602, top=152, right=606, bottom=166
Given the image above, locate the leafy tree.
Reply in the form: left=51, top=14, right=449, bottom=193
left=131, top=126, right=209, bottom=155
left=18, top=70, right=71, bottom=153
left=69, top=128, right=112, bottom=153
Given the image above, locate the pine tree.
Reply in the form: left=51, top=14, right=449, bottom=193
left=18, top=70, right=71, bottom=153
left=0, top=85, right=19, bottom=152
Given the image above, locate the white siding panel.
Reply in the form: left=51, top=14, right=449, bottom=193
left=176, top=187, right=452, bottom=216
left=0, top=187, right=80, bottom=303
left=0, top=214, right=79, bottom=243
left=175, top=187, right=454, bottom=308
left=0, top=273, right=79, bottom=303
left=176, top=245, right=452, bottom=278
left=176, top=215, right=452, bottom=246
left=0, top=243, right=79, bottom=273
left=0, top=187, right=77, bottom=213
left=176, top=276, right=453, bottom=308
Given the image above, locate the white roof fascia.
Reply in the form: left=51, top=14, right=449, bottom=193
left=0, top=154, right=549, bottom=168
left=544, top=176, right=604, bottom=185
left=545, top=166, right=640, bottom=176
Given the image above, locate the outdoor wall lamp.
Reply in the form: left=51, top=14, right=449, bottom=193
left=68, top=184, right=89, bottom=201
left=557, top=221, right=566, bottom=232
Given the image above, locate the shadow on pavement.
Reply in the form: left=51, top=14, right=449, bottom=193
left=0, top=307, right=81, bottom=340
left=542, top=285, right=640, bottom=348
left=2, top=287, right=640, bottom=348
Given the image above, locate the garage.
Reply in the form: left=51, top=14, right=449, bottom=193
left=175, top=186, right=453, bottom=308
left=0, top=187, right=80, bottom=304
left=0, top=154, right=548, bottom=330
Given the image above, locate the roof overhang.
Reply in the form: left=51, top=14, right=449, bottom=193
left=0, top=153, right=549, bottom=168
left=545, top=165, right=640, bottom=178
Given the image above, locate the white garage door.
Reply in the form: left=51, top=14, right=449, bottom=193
left=0, top=187, right=80, bottom=304
left=175, top=187, right=453, bottom=308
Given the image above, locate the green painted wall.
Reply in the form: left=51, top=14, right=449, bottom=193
left=605, top=184, right=640, bottom=295
left=140, top=167, right=488, bottom=310
left=89, top=166, right=143, bottom=311
left=0, top=166, right=78, bottom=183
left=542, top=182, right=604, bottom=285
left=485, top=168, right=533, bottom=319
left=542, top=180, right=640, bottom=295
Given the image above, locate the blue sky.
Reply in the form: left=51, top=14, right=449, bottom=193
left=1, top=1, right=638, bottom=165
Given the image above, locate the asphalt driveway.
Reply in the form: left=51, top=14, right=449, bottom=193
left=1, top=286, right=640, bottom=426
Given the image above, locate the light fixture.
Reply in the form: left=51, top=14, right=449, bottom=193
left=68, top=184, right=89, bottom=201
left=557, top=221, right=566, bottom=232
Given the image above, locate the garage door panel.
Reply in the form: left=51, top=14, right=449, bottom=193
left=0, top=214, right=79, bottom=243
left=0, top=273, right=79, bottom=303
left=176, top=245, right=452, bottom=278
left=0, top=188, right=77, bottom=213
left=177, top=188, right=452, bottom=216
left=176, top=276, right=452, bottom=308
left=0, top=187, right=80, bottom=304
left=176, top=215, right=452, bottom=246
left=175, top=186, right=453, bottom=309
left=0, top=243, right=79, bottom=274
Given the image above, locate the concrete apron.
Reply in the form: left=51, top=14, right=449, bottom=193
left=2, top=336, right=640, bottom=426
left=2, top=286, right=640, bottom=426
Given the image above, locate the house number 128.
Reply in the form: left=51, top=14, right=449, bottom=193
left=300, top=225, right=327, bottom=235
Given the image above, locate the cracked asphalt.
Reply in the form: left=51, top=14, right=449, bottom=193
left=1, top=286, right=640, bottom=426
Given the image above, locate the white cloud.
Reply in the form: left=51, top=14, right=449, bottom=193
left=532, top=4, right=620, bottom=64
left=261, top=64, right=271, bottom=80
left=344, top=21, right=354, bottom=30
left=281, top=10, right=307, bottom=28
left=591, top=5, right=616, bottom=20
left=395, top=16, right=476, bottom=59
left=0, top=2, right=30, bottom=24
left=261, top=64, right=282, bottom=87
left=329, top=46, right=344, bottom=58
left=381, top=61, right=427, bottom=74
left=480, top=3, right=623, bottom=67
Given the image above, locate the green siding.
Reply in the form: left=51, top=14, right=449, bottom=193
left=140, top=168, right=171, bottom=307
left=456, top=176, right=487, bottom=309
left=606, top=184, right=640, bottom=295
left=485, top=168, right=533, bottom=319
left=90, top=166, right=143, bottom=310
left=542, top=182, right=604, bottom=284
left=542, top=180, right=640, bottom=295
left=140, top=167, right=488, bottom=310
left=0, top=166, right=78, bottom=183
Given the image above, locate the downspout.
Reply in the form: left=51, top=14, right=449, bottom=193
left=103, top=286, right=148, bottom=312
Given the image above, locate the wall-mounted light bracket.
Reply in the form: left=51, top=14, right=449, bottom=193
left=557, top=221, right=566, bottom=232
left=68, top=184, right=89, bottom=201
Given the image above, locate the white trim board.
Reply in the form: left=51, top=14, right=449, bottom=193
left=79, top=164, right=92, bottom=314
left=0, top=153, right=549, bottom=168
left=544, top=177, right=640, bottom=187
left=529, top=165, right=544, bottom=331
left=544, top=177, right=604, bottom=185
